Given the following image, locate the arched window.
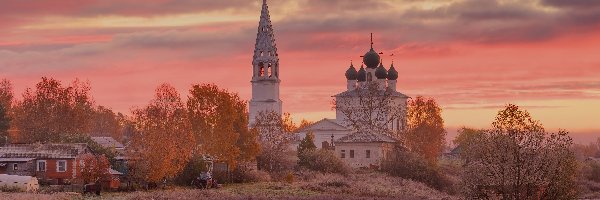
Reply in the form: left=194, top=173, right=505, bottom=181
left=268, top=63, right=273, bottom=77
left=367, top=72, right=372, bottom=81
left=259, top=62, right=265, bottom=76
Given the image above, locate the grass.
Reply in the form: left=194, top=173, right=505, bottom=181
left=0, top=172, right=458, bottom=200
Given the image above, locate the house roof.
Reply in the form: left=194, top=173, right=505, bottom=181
left=295, top=118, right=350, bottom=133
left=0, top=158, right=36, bottom=162
left=336, top=131, right=397, bottom=143
left=91, top=137, right=124, bottom=149
left=0, top=143, right=90, bottom=159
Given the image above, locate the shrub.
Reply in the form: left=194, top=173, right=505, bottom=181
left=230, top=167, right=271, bottom=183
left=382, top=150, right=450, bottom=191
left=0, top=185, right=22, bottom=192
left=297, top=149, right=350, bottom=175
left=590, top=162, right=600, bottom=182
left=174, top=155, right=209, bottom=186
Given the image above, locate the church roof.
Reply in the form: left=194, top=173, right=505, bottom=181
left=333, top=88, right=410, bottom=98
left=336, top=131, right=397, bottom=143
left=295, top=118, right=350, bottom=133
left=253, top=0, right=278, bottom=61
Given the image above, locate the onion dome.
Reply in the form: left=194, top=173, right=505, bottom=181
left=345, top=63, right=358, bottom=80
left=375, top=62, right=387, bottom=79
left=363, top=48, right=380, bottom=69
left=357, top=65, right=367, bottom=82
left=387, top=63, right=398, bottom=80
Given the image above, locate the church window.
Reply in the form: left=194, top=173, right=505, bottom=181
left=259, top=62, right=265, bottom=76
left=350, top=150, right=354, bottom=158
left=367, top=73, right=372, bottom=81
left=260, top=51, right=263, bottom=57
left=366, top=150, right=371, bottom=158
left=341, top=150, right=346, bottom=158
left=268, top=63, right=273, bottom=77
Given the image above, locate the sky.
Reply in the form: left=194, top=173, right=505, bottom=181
left=1, top=0, right=599, bottom=144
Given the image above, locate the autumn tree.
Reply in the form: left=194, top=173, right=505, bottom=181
left=0, top=79, right=13, bottom=145
left=89, top=106, right=123, bottom=141
left=403, top=96, right=446, bottom=164
left=453, top=127, right=485, bottom=161
left=80, top=153, right=111, bottom=184
left=0, top=104, right=9, bottom=145
left=128, top=83, right=195, bottom=183
left=187, top=83, right=259, bottom=166
left=13, top=77, right=95, bottom=143
left=297, top=131, right=317, bottom=167
left=333, top=81, right=406, bottom=139
left=296, top=119, right=314, bottom=132
left=0, top=79, right=13, bottom=112
left=461, top=104, right=578, bottom=199
left=252, top=111, right=295, bottom=172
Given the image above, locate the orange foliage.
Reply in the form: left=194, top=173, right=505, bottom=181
left=187, top=83, right=259, bottom=166
left=404, top=96, right=446, bottom=165
left=129, top=83, right=195, bottom=182
left=80, top=153, right=111, bottom=184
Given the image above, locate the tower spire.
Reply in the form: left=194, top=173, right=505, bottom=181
left=250, top=0, right=282, bottom=126
left=370, top=33, right=374, bottom=49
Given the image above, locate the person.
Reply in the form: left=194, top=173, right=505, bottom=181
left=199, top=171, right=212, bottom=189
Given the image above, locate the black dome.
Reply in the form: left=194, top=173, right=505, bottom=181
left=375, top=63, right=387, bottom=79
left=387, top=63, right=398, bottom=80
left=363, top=48, right=380, bottom=69
left=345, top=64, right=358, bottom=80
left=357, top=65, right=366, bottom=82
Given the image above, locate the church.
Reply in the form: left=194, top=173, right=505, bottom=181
left=248, top=0, right=409, bottom=169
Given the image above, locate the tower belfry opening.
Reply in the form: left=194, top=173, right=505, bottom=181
left=249, top=0, right=283, bottom=126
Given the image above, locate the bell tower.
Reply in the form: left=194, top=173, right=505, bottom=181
left=249, top=0, right=282, bottom=125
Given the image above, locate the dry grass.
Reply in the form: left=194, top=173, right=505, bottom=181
left=0, top=172, right=458, bottom=200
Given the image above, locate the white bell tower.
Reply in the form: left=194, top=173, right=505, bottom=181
left=249, top=0, right=282, bottom=126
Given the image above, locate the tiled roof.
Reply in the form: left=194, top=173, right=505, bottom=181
left=336, top=131, right=397, bottom=143
left=0, top=143, right=90, bottom=159
left=91, top=137, right=124, bottom=149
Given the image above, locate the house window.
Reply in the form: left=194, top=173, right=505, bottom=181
left=12, top=163, right=18, bottom=171
left=57, top=160, right=67, bottom=172
left=366, top=150, right=371, bottom=158
left=341, top=150, right=346, bottom=158
left=350, top=150, right=354, bottom=158
left=37, top=160, right=46, bottom=172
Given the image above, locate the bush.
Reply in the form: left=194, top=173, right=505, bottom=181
left=297, top=149, right=350, bottom=175
left=174, top=155, right=209, bottom=186
left=230, top=167, right=271, bottom=183
left=0, top=185, right=22, bottom=192
left=382, top=151, right=450, bottom=191
left=590, top=162, right=600, bottom=183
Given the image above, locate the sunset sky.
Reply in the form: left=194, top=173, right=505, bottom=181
left=1, top=0, right=599, bottom=143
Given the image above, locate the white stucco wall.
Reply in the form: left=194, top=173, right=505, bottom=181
left=335, top=142, right=395, bottom=169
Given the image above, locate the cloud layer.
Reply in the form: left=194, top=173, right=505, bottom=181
left=1, top=0, right=599, bottom=133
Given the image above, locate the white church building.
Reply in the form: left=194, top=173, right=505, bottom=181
left=247, top=0, right=409, bottom=169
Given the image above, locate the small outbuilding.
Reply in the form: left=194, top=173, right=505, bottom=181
left=335, top=131, right=398, bottom=169
left=0, top=174, right=39, bottom=192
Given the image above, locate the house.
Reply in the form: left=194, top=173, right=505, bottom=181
left=292, top=118, right=351, bottom=151
left=335, top=131, right=398, bottom=169
left=0, top=143, right=91, bottom=185
left=91, top=136, right=129, bottom=175
left=91, top=136, right=124, bottom=151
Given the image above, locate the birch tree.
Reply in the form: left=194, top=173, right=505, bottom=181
left=187, top=83, right=259, bottom=166
left=128, top=83, right=195, bottom=183
left=333, top=81, right=405, bottom=139
left=461, top=104, right=578, bottom=199
left=404, top=96, right=446, bottom=165
left=13, top=77, right=95, bottom=143
left=252, top=111, right=294, bottom=172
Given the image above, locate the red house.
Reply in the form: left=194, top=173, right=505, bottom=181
left=0, top=143, right=91, bottom=185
